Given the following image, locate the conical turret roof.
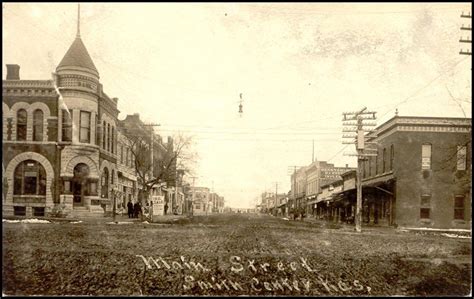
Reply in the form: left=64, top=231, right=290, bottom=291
left=57, top=37, right=99, bottom=75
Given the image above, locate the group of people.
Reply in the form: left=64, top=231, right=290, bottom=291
left=127, top=200, right=142, bottom=218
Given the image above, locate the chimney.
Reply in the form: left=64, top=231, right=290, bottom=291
left=345, top=164, right=348, bottom=168
left=6, top=64, right=20, bottom=80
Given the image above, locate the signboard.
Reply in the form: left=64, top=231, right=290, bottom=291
left=151, top=195, right=165, bottom=216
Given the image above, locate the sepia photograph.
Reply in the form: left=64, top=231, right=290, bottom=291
left=2, top=2, right=472, bottom=296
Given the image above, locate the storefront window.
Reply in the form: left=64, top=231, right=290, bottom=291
left=13, top=160, right=46, bottom=195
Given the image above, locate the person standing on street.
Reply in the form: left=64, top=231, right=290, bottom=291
left=133, top=201, right=140, bottom=218
left=127, top=199, right=134, bottom=218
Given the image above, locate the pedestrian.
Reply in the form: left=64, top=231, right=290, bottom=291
left=127, top=200, right=134, bottom=218
left=133, top=201, right=140, bottom=218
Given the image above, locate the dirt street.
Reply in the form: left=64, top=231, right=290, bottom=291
left=2, top=213, right=471, bottom=296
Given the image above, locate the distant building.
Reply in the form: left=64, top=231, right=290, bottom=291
left=305, top=161, right=355, bottom=215
left=191, top=186, right=210, bottom=215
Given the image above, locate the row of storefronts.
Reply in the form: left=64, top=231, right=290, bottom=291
left=263, top=115, right=471, bottom=229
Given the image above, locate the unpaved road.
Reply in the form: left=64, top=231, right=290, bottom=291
left=2, top=213, right=471, bottom=296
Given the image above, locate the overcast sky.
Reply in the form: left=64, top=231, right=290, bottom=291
left=3, top=3, right=472, bottom=208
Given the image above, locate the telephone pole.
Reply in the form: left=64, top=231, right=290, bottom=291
left=142, top=123, right=161, bottom=180
left=460, top=11, right=472, bottom=56
left=287, top=166, right=303, bottom=217
left=342, top=107, right=377, bottom=232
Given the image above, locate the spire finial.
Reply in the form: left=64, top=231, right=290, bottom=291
left=77, top=3, right=81, bottom=38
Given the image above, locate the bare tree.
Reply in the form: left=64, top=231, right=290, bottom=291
left=121, top=126, right=198, bottom=205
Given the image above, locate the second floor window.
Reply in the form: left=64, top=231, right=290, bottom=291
left=107, top=124, right=111, bottom=152
left=33, top=109, right=43, bottom=141
left=79, top=111, right=91, bottom=143
left=111, top=127, right=115, bottom=154
left=62, top=109, right=72, bottom=142
left=103, top=121, right=106, bottom=149
left=421, top=144, right=432, bottom=170
left=390, top=145, right=394, bottom=170
left=382, top=148, right=387, bottom=173
left=368, top=158, right=372, bottom=177
left=17, top=109, right=27, bottom=141
left=457, top=145, right=467, bottom=171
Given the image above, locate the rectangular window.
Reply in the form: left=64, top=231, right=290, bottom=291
left=457, top=146, right=467, bottom=171
left=420, top=194, right=431, bottom=219
left=368, top=158, right=372, bottom=177
left=62, top=109, right=72, bottom=142
left=120, top=145, right=123, bottom=164
left=420, top=208, right=430, bottom=219
left=80, top=111, right=91, bottom=143
left=421, top=144, right=432, bottom=170
left=375, top=151, right=379, bottom=175
left=126, top=148, right=129, bottom=166
left=14, top=206, right=26, bottom=216
left=32, top=207, right=45, bottom=217
left=454, top=195, right=465, bottom=220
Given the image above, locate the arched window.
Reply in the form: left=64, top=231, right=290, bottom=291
left=390, top=145, right=394, bottom=170
left=13, top=160, right=46, bottom=195
left=111, top=127, right=115, bottom=154
left=107, top=123, right=111, bottom=152
left=382, top=148, right=387, bottom=173
left=33, top=109, right=43, bottom=141
left=103, top=121, right=106, bottom=150
left=17, top=109, right=27, bottom=141
left=101, top=167, right=109, bottom=198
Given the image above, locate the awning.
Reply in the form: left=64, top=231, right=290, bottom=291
left=362, top=172, right=395, bottom=187
left=307, top=199, right=318, bottom=205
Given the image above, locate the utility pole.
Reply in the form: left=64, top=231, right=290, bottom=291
left=460, top=11, right=472, bottom=56
left=142, top=123, right=160, bottom=208
left=342, top=107, right=377, bottom=232
left=287, top=166, right=303, bottom=217
left=312, top=139, right=315, bottom=163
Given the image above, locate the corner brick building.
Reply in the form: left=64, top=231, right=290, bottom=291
left=2, top=11, right=121, bottom=218
left=360, top=115, right=471, bottom=229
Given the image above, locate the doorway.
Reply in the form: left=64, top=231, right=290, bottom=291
left=72, top=163, right=90, bottom=206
